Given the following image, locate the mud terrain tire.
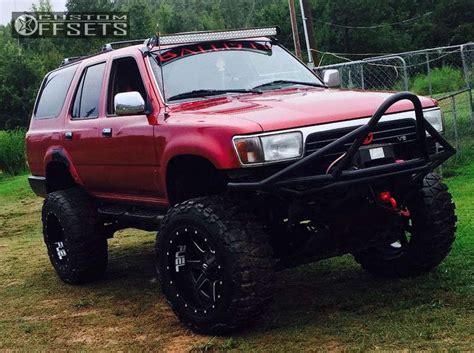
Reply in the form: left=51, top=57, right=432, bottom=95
left=42, top=188, right=108, bottom=284
left=156, top=196, right=274, bottom=334
left=353, top=173, right=456, bottom=277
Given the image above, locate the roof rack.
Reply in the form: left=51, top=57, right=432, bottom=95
left=60, top=56, right=83, bottom=67
left=101, top=39, right=147, bottom=52
left=58, top=39, right=147, bottom=67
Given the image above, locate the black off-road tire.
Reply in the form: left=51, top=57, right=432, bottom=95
left=353, top=173, right=456, bottom=277
left=42, top=188, right=108, bottom=284
left=155, top=196, right=274, bottom=334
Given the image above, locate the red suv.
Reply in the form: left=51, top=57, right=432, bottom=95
left=26, top=27, right=457, bottom=334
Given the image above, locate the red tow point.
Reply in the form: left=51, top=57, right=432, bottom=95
left=378, top=191, right=411, bottom=216
left=363, top=132, right=374, bottom=145
left=379, top=191, right=397, bottom=209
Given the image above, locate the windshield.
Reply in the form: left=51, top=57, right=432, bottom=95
left=150, top=40, right=324, bottom=102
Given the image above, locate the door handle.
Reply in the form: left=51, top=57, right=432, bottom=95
left=65, top=131, right=73, bottom=140
left=102, top=128, right=112, bottom=138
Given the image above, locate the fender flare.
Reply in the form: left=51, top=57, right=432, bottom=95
left=43, top=146, right=83, bottom=186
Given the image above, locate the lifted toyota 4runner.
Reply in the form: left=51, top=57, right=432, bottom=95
left=26, top=27, right=457, bottom=334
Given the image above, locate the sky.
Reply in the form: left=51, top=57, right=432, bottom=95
left=0, top=0, right=67, bottom=25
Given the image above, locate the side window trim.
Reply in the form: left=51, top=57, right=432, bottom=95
left=72, top=69, right=86, bottom=119
left=70, top=61, right=106, bottom=120
left=106, top=56, right=148, bottom=117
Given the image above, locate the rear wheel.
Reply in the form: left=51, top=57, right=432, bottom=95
left=156, top=196, right=274, bottom=334
left=353, top=173, right=456, bottom=277
left=42, top=188, right=108, bottom=284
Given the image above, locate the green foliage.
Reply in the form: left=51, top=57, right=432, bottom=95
left=313, top=0, right=474, bottom=57
left=435, top=90, right=474, bottom=176
left=411, top=66, right=466, bottom=95
left=0, top=130, right=27, bottom=176
left=0, top=40, right=46, bottom=129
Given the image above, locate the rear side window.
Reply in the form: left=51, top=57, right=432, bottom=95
left=72, top=62, right=106, bottom=119
left=34, top=64, right=78, bottom=119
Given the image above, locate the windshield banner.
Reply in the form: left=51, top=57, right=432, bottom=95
left=155, top=41, right=272, bottom=65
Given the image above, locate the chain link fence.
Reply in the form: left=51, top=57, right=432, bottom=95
left=315, top=43, right=474, bottom=173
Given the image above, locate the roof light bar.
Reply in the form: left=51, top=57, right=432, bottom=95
left=156, top=27, right=280, bottom=46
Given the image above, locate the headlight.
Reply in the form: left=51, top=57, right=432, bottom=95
left=424, top=109, right=444, bottom=132
left=234, top=131, right=303, bottom=165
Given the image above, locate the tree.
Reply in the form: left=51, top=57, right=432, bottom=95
left=0, top=39, right=45, bottom=129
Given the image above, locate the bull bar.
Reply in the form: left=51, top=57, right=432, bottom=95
left=227, top=92, right=456, bottom=198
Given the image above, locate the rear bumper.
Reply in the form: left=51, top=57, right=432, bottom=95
left=28, top=176, right=47, bottom=198
left=228, top=92, right=455, bottom=199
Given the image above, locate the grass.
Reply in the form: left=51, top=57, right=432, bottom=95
left=0, top=129, right=27, bottom=176
left=411, top=66, right=466, bottom=96
left=0, top=169, right=473, bottom=351
left=435, top=89, right=474, bottom=176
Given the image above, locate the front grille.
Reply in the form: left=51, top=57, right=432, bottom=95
left=305, top=118, right=417, bottom=156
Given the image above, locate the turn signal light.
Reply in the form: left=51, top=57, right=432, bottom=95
left=234, top=137, right=264, bottom=164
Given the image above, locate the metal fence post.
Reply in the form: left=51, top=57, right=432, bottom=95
left=399, top=56, right=409, bottom=91
left=426, top=53, right=432, bottom=97
left=450, top=95, right=460, bottom=158
left=461, top=44, right=472, bottom=88
left=360, top=64, right=365, bottom=90
left=460, top=44, right=474, bottom=130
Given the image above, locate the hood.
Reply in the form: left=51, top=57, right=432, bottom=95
left=170, top=88, right=436, bottom=132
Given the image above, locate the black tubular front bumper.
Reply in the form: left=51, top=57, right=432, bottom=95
left=227, top=92, right=456, bottom=199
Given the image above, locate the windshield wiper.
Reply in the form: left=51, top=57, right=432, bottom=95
left=167, top=89, right=262, bottom=101
left=252, top=80, right=326, bottom=90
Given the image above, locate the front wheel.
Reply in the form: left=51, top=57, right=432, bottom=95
left=353, top=173, right=457, bottom=277
left=155, top=196, right=274, bottom=334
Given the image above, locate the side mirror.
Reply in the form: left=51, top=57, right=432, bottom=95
left=114, top=91, right=145, bottom=116
left=322, top=69, right=341, bottom=88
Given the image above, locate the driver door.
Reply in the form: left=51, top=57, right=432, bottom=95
left=95, top=55, right=159, bottom=199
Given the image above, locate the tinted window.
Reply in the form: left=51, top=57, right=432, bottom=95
left=151, top=42, right=322, bottom=101
left=107, top=57, right=147, bottom=115
left=35, top=64, right=78, bottom=118
left=72, top=62, right=106, bottom=119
